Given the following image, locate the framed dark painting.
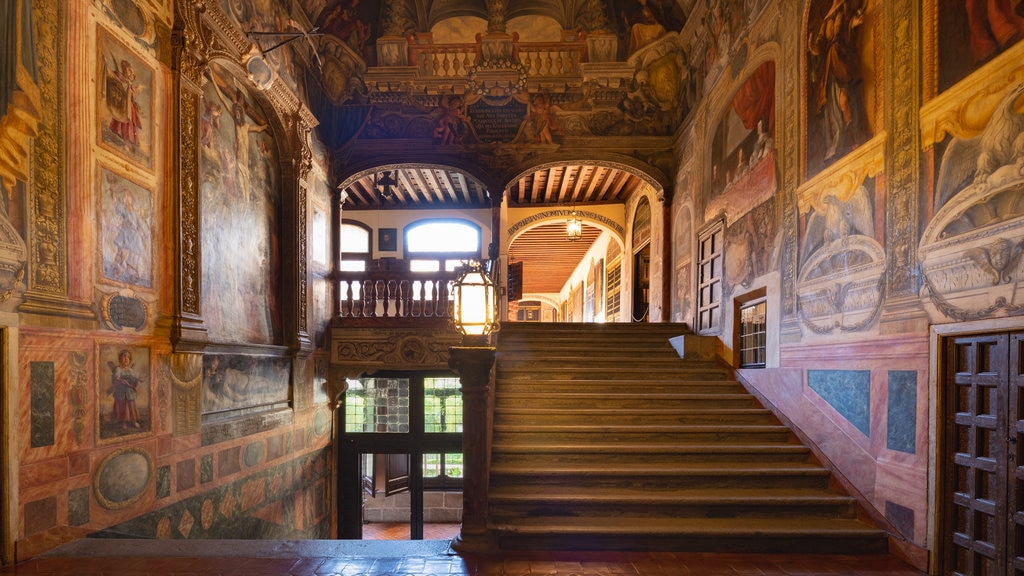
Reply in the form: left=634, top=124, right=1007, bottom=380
left=378, top=228, right=397, bottom=252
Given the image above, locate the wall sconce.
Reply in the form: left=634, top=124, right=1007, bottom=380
left=566, top=210, right=582, bottom=241
left=451, top=260, right=498, bottom=341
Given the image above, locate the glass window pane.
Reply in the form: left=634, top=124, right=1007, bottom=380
left=341, top=223, right=370, bottom=254
left=406, top=221, right=480, bottom=253
left=345, top=377, right=410, bottom=433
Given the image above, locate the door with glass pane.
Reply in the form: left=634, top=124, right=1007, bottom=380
left=339, top=372, right=463, bottom=540
left=943, top=332, right=1024, bottom=575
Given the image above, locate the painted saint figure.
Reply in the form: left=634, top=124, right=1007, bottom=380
left=207, top=72, right=269, bottom=201
left=808, top=0, right=871, bottom=163
left=104, top=58, right=143, bottom=151
left=107, top=349, right=142, bottom=429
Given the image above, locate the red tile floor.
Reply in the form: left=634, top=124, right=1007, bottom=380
left=0, top=523, right=927, bottom=575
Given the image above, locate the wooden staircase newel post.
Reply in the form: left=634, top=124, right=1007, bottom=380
left=448, top=344, right=497, bottom=552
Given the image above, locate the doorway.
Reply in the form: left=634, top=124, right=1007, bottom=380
left=940, top=331, right=1024, bottom=574
left=337, top=372, right=463, bottom=540
left=632, top=247, right=650, bottom=322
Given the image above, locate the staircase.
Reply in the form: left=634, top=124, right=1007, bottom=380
left=487, top=322, right=889, bottom=553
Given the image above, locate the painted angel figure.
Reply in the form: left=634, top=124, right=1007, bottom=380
left=107, top=349, right=143, bottom=430
left=104, top=57, right=143, bottom=151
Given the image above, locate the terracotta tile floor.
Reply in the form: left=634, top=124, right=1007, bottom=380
left=0, top=534, right=927, bottom=576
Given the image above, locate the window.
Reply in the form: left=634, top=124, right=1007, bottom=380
left=423, top=377, right=463, bottom=490
left=405, top=219, right=481, bottom=272
left=340, top=221, right=371, bottom=272
left=344, top=375, right=463, bottom=490
left=738, top=299, right=767, bottom=368
left=696, top=222, right=723, bottom=333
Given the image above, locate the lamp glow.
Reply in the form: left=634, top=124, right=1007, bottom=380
left=566, top=211, right=582, bottom=241
left=452, top=261, right=498, bottom=337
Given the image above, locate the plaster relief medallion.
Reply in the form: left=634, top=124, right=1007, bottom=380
left=94, top=447, right=153, bottom=510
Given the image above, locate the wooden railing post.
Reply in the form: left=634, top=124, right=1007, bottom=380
left=448, top=342, right=497, bottom=552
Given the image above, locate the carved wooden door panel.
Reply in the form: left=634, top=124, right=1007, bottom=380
left=943, top=332, right=1024, bottom=575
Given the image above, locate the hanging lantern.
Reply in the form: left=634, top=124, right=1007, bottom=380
left=566, top=211, right=583, bottom=241
left=451, top=260, right=498, bottom=338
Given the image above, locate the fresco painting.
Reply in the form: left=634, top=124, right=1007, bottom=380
left=707, top=61, right=776, bottom=223
left=615, top=0, right=687, bottom=57
left=202, top=354, right=291, bottom=417
left=724, top=198, right=777, bottom=292
left=218, top=0, right=304, bottom=93
left=200, top=62, right=281, bottom=345
left=805, top=0, right=873, bottom=178
left=97, top=344, right=152, bottom=442
left=796, top=177, right=885, bottom=334
left=937, top=0, right=1024, bottom=93
left=920, top=82, right=1024, bottom=322
left=99, top=167, right=153, bottom=288
left=97, top=27, right=153, bottom=168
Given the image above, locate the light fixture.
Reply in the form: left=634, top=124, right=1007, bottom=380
left=566, top=210, right=582, bottom=241
left=375, top=170, right=398, bottom=199
left=451, top=260, right=498, bottom=341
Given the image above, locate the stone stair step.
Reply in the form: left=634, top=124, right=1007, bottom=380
left=494, top=407, right=775, bottom=425
left=489, top=463, right=832, bottom=490
left=494, top=392, right=761, bottom=409
left=488, top=516, right=890, bottom=554
left=490, top=442, right=813, bottom=465
left=487, top=321, right=888, bottom=555
left=492, top=424, right=793, bottom=444
left=497, top=365, right=731, bottom=379
left=488, top=486, right=859, bottom=519
left=495, top=379, right=748, bottom=394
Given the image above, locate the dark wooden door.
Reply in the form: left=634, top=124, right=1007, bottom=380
left=943, top=332, right=1024, bottom=575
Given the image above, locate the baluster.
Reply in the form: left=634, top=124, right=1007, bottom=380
left=419, top=51, right=430, bottom=76
left=381, top=280, right=393, bottom=318
left=555, top=51, right=565, bottom=75
left=524, top=51, right=538, bottom=76
left=353, top=280, right=364, bottom=317
left=360, top=279, right=371, bottom=317
left=426, top=280, right=436, bottom=317
left=339, top=281, right=349, bottom=318
left=439, top=279, right=451, bottom=319
left=418, top=280, right=428, bottom=317
left=396, top=280, right=407, bottom=317
left=544, top=51, right=553, bottom=76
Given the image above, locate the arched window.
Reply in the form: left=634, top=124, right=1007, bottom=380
left=404, top=219, right=481, bottom=272
left=340, top=221, right=371, bottom=272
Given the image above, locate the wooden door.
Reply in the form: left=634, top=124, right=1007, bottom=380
left=943, top=332, right=1024, bottom=575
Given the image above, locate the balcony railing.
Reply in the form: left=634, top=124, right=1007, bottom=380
left=408, top=40, right=586, bottom=81
left=334, top=269, right=457, bottom=327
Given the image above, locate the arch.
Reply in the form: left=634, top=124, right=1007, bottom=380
left=503, top=154, right=671, bottom=199
left=506, top=208, right=625, bottom=241
left=519, top=294, right=562, bottom=311
left=335, top=160, right=498, bottom=198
